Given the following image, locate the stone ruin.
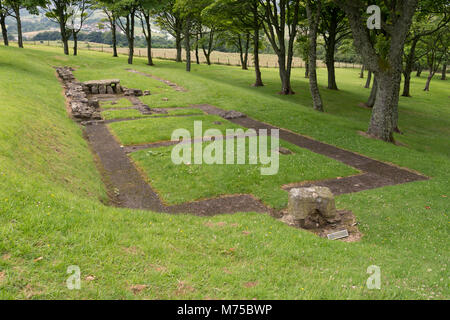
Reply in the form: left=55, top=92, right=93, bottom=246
left=55, top=66, right=149, bottom=122
left=284, top=187, right=339, bottom=229
left=56, top=66, right=101, bottom=121
left=83, top=79, right=123, bottom=95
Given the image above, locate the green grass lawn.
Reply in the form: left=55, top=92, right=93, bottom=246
left=132, top=138, right=358, bottom=209
left=100, top=98, right=134, bottom=109
left=0, top=45, right=448, bottom=300
left=108, top=115, right=243, bottom=145
left=102, top=108, right=204, bottom=121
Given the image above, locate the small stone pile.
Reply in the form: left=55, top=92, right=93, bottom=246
left=56, top=67, right=101, bottom=121
left=220, top=110, right=246, bottom=119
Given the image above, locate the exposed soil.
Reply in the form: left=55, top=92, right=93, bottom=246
left=57, top=73, right=429, bottom=241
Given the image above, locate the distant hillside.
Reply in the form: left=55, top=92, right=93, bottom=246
left=5, top=9, right=168, bottom=40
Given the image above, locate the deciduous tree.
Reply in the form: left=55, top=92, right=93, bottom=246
left=335, top=0, right=419, bottom=143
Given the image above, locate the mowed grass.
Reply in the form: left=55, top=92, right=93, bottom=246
left=108, top=115, right=243, bottom=145
left=102, top=108, right=203, bottom=121
left=132, top=138, right=358, bottom=209
left=0, top=45, right=448, bottom=300
left=100, top=98, right=134, bottom=109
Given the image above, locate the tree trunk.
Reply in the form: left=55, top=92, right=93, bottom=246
left=359, top=65, right=364, bottom=78
left=127, top=14, right=135, bottom=65
left=243, top=33, right=250, bottom=70
left=112, top=19, right=118, bottom=57
left=367, top=75, right=397, bottom=142
left=144, top=14, right=153, bottom=66
left=194, top=33, right=199, bottom=64
left=441, top=63, right=447, bottom=80
left=73, top=32, right=78, bottom=56
left=305, top=60, right=309, bottom=78
left=402, top=70, right=412, bottom=97
left=185, top=17, right=191, bottom=72
left=15, top=8, right=23, bottom=48
left=58, top=19, right=69, bottom=55
left=402, top=38, right=418, bottom=97
left=365, top=71, right=372, bottom=88
left=306, top=1, right=323, bottom=111
left=202, top=31, right=213, bottom=66
left=367, top=77, right=377, bottom=107
left=416, top=67, right=422, bottom=77
left=252, top=7, right=263, bottom=87
left=0, top=15, right=8, bottom=46
left=424, top=72, right=433, bottom=91
left=278, top=56, right=293, bottom=94
left=176, top=31, right=182, bottom=62
left=325, top=40, right=338, bottom=90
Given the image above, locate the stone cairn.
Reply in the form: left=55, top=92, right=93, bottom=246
left=283, top=186, right=340, bottom=229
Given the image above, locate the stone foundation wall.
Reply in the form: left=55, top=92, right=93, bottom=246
left=56, top=66, right=101, bottom=121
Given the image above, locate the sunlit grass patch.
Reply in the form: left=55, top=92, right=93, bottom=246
left=100, top=98, right=134, bottom=109
left=132, top=138, right=358, bottom=208
left=102, top=108, right=204, bottom=120
left=107, top=115, right=243, bottom=146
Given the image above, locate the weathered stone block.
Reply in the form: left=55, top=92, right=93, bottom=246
left=106, top=85, right=114, bottom=94
left=288, top=187, right=336, bottom=223
left=91, top=85, right=99, bottom=94
left=99, top=85, right=107, bottom=95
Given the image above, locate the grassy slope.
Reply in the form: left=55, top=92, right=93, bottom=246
left=0, top=45, right=448, bottom=300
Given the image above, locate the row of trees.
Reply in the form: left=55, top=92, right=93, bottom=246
left=0, top=0, right=448, bottom=144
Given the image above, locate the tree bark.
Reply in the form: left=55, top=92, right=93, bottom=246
left=305, top=59, right=309, bottom=78
left=416, top=67, right=422, bottom=77
left=365, top=71, right=372, bottom=88
left=324, top=14, right=338, bottom=90
left=367, top=77, right=377, bottom=107
left=243, top=33, right=250, bottom=70
left=185, top=17, right=191, bottom=72
left=112, top=18, right=118, bottom=57
left=252, top=3, right=263, bottom=87
left=201, top=31, right=214, bottom=66
left=402, top=38, right=418, bottom=97
left=57, top=8, right=69, bottom=55
left=143, top=13, right=153, bottom=66
left=14, top=7, right=23, bottom=48
left=127, top=13, right=135, bottom=65
left=325, top=47, right=338, bottom=90
left=306, top=1, right=324, bottom=111
left=73, top=32, right=78, bottom=56
left=195, top=38, right=199, bottom=64
left=424, top=72, right=433, bottom=91
left=441, top=63, right=447, bottom=80
left=0, top=14, right=8, bottom=46
left=402, top=70, right=412, bottom=97
left=367, top=75, right=397, bottom=142
left=359, top=65, right=364, bottom=78
left=176, top=32, right=182, bottom=62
